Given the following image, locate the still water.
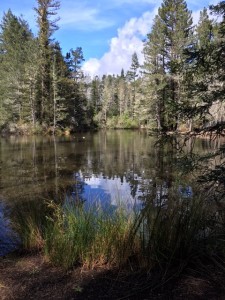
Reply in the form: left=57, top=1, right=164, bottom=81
left=0, top=130, right=220, bottom=203
left=0, top=130, right=223, bottom=254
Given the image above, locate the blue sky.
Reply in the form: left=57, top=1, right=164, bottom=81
left=0, top=0, right=216, bottom=76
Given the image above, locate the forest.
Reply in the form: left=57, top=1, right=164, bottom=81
left=0, top=0, right=225, bottom=135
left=1, top=1, right=225, bottom=298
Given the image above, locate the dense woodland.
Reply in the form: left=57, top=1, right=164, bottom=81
left=2, top=1, right=225, bottom=296
left=1, top=0, right=225, bottom=134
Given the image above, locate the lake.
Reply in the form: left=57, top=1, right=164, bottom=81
left=0, top=130, right=223, bottom=255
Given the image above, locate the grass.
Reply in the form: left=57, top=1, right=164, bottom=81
left=43, top=200, right=138, bottom=269
left=134, top=197, right=208, bottom=273
left=12, top=199, right=138, bottom=269
left=12, top=201, right=49, bottom=251
left=11, top=190, right=225, bottom=277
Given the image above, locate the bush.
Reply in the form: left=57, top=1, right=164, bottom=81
left=105, top=114, right=139, bottom=129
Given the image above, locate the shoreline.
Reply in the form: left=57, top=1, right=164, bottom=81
left=1, top=251, right=224, bottom=300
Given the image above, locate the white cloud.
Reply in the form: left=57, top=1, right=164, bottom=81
left=83, top=58, right=101, bottom=76
left=82, top=8, right=158, bottom=77
left=192, top=10, right=201, bottom=25
left=82, top=1, right=217, bottom=78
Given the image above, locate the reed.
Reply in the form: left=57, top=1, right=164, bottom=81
left=44, top=200, right=138, bottom=269
left=12, top=201, right=48, bottom=251
left=129, top=189, right=224, bottom=276
left=12, top=191, right=225, bottom=274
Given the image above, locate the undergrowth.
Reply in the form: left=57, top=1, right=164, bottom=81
left=12, top=191, right=225, bottom=275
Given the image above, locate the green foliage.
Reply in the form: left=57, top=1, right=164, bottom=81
left=0, top=3, right=93, bottom=133
left=143, top=0, right=193, bottom=132
left=35, top=0, right=60, bottom=124
left=12, top=201, right=49, bottom=250
left=106, top=114, right=139, bottom=129
left=13, top=199, right=136, bottom=269
left=0, top=10, right=35, bottom=125
left=65, top=47, right=85, bottom=81
left=44, top=201, right=136, bottom=269
left=11, top=188, right=225, bottom=275
left=1, top=0, right=225, bottom=134
left=136, top=197, right=208, bottom=270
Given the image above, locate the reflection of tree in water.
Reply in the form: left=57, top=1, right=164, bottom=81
left=1, top=132, right=223, bottom=211
left=80, top=132, right=217, bottom=207
left=137, top=135, right=202, bottom=208
left=139, top=136, right=177, bottom=207
left=64, top=173, right=86, bottom=207
left=151, top=134, right=225, bottom=209
left=125, top=161, right=140, bottom=199
left=72, top=173, right=86, bottom=202
left=197, top=139, right=225, bottom=203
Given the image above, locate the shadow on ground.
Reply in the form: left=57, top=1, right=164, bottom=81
left=0, top=253, right=224, bottom=299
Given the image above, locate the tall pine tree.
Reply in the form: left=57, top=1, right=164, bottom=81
left=35, top=0, right=60, bottom=125
left=143, top=0, right=193, bottom=131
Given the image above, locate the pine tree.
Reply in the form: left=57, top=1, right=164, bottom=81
left=203, top=2, right=225, bottom=128
left=64, top=47, right=89, bottom=130
left=117, top=74, right=127, bottom=116
left=23, top=38, right=39, bottom=126
left=182, top=8, right=215, bottom=131
left=127, top=52, right=140, bottom=119
left=35, top=0, right=60, bottom=125
left=143, top=15, right=167, bottom=130
left=0, top=10, right=34, bottom=126
left=197, top=8, right=214, bottom=49
left=143, top=0, right=193, bottom=131
left=160, top=0, right=193, bottom=130
left=90, top=76, right=101, bottom=113
left=51, top=42, right=69, bottom=132
left=66, top=47, right=85, bottom=82
left=101, top=75, right=113, bottom=124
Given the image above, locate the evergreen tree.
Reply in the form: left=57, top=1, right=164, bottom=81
left=159, top=0, right=193, bottom=130
left=202, top=2, right=225, bottom=128
left=127, top=52, right=140, bottom=119
left=90, top=76, right=101, bottom=113
left=143, top=15, right=168, bottom=130
left=66, top=47, right=85, bottom=82
left=0, top=10, right=34, bottom=126
left=181, top=4, right=224, bottom=131
left=143, top=0, right=193, bottom=131
left=64, top=48, right=89, bottom=130
left=23, top=38, right=40, bottom=126
left=35, top=0, right=60, bottom=124
left=197, top=8, right=214, bottom=49
left=51, top=42, right=69, bottom=131
left=101, top=75, right=113, bottom=124
left=117, top=74, right=128, bottom=116
left=182, top=8, right=215, bottom=131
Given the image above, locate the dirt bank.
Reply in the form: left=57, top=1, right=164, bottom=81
left=1, top=252, right=225, bottom=299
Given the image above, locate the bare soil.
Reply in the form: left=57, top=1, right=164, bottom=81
left=0, top=252, right=225, bottom=300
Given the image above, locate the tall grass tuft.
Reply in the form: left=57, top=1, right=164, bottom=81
left=11, top=190, right=225, bottom=275
left=44, top=200, right=138, bottom=269
left=12, top=201, right=49, bottom=251
left=129, top=190, right=220, bottom=276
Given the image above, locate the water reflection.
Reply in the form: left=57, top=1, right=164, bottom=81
left=0, top=131, right=223, bottom=205
left=0, top=131, right=224, bottom=255
left=71, top=172, right=144, bottom=211
left=0, top=201, right=19, bottom=256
